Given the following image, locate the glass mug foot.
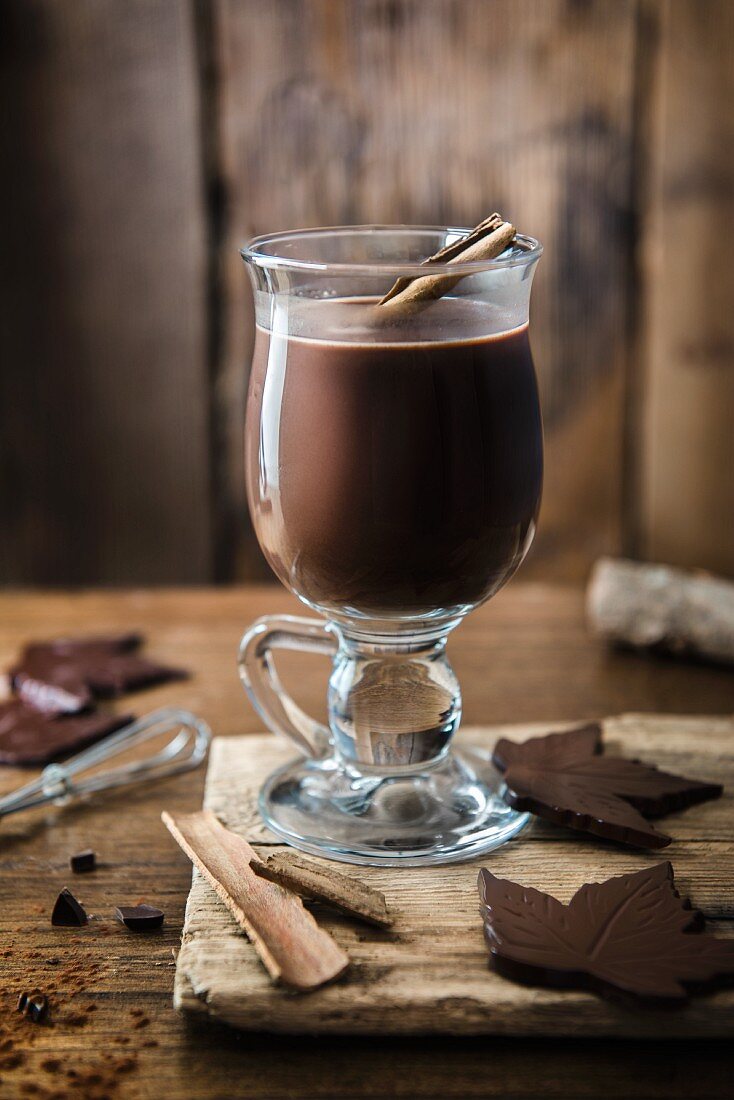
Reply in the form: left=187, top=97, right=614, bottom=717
left=238, top=615, right=530, bottom=866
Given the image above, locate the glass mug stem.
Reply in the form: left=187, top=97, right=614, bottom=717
left=238, top=616, right=462, bottom=770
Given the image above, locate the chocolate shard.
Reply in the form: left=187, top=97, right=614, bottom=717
left=115, top=904, right=164, bottom=931
left=26, top=992, right=48, bottom=1023
left=478, top=862, right=734, bottom=1004
left=10, top=632, right=187, bottom=715
left=17, top=989, right=48, bottom=1022
left=0, top=700, right=133, bottom=766
left=70, top=849, right=96, bottom=874
left=51, top=888, right=88, bottom=927
left=492, top=723, right=722, bottom=848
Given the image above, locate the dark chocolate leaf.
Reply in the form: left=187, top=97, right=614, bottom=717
left=492, top=724, right=722, bottom=848
left=479, top=862, right=734, bottom=1002
left=493, top=724, right=602, bottom=771
left=10, top=632, right=187, bottom=715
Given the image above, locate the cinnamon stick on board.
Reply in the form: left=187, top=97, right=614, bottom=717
left=377, top=216, right=516, bottom=315
left=161, top=810, right=349, bottom=991
left=250, top=851, right=393, bottom=928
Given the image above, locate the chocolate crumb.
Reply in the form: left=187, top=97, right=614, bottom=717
left=27, top=993, right=48, bottom=1023
left=70, top=849, right=96, bottom=873
left=115, top=904, right=164, bottom=931
left=51, top=888, right=87, bottom=927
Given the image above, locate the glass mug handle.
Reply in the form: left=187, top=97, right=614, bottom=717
left=237, top=616, right=338, bottom=758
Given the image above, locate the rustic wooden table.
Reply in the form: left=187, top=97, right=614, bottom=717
left=1, top=584, right=733, bottom=1100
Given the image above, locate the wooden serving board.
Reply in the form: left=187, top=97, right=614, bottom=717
left=173, top=715, right=734, bottom=1037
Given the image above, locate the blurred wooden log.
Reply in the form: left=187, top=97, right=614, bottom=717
left=587, top=557, right=734, bottom=665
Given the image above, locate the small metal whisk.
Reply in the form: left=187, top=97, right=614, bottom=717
left=0, top=707, right=211, bottom=818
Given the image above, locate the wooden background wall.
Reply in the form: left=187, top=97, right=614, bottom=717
left=1, top=0, right=732, bottom=586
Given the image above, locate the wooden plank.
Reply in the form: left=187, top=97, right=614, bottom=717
left=0, top=0, right=212, bottom=584
left=0, top=586, right=733, bottom=1096
left=213, top=0, right=638, bottom=581
left=639, top=0, right=734, bottom=575
left=174, top=719, right=734, bottom=1037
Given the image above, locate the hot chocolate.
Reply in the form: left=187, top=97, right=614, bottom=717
left=245, top=297, right=543, bottom=621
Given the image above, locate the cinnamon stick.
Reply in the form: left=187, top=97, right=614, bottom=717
left=377, top=216, right=516, bottom=315
left=379, top=212, right=504, bottom=305
left=161, top=810, right=349, bottom=991
left=250, top=851, right=393, bottom=928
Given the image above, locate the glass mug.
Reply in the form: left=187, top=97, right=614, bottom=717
left=238, top=225, right=543, bottom=865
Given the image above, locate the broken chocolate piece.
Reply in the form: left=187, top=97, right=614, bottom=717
left=114, top=904, right=164, bottom=931
left=478, top=862, right=734, bottom=1003
left=0, top=700, right=132, bottom=766
left=492, top=723, right=722, bottom=848
left=51, top=888, right=88, bottom=927
left=10, top=632, right=187, bottom=715
left=26, top=992, right=48, bottom=1023
left=17, top=990, right=48, bottom=1022
left=70, top=849, right=96, bottom=874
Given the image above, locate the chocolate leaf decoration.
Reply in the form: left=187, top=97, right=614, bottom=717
left=493, top=723, right=603, bottom=771
left=493, top=724, right=722, bottom=848
left=10, top=633, right=187, bottom=715
left=478, top=862, right=734, bottom=1003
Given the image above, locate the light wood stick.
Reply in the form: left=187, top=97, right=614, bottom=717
left=587, top=557, right=734, bottom=665
left=377, top=218, right=516, bottom=316
left=250, top=852, right=393, bottom=928
left=161, top=809, right=349, bottom=991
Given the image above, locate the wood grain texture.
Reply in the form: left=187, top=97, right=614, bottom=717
left=213, top=0, right=637, bottom=581
left=174, top=718, right=734, bottom=1037
left=1, top=585, right=734, bottom=1097
left=639, top=0, right=734, bottom=574
left=0, top=0, right=212, bottom=584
